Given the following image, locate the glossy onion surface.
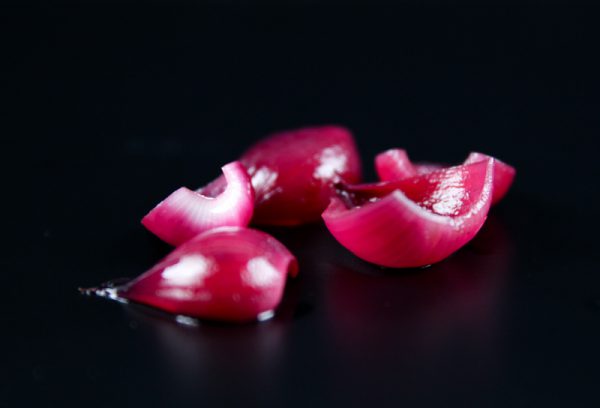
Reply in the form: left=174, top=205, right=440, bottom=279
left=120, top=227, right=299, bottom=323
left=322, top=159, right=495, bottom=268
left=142, top=161, right=254, bottom=246
left=375, top=149, right=515, bottom=205
left=200, top=126, right=362, bottom=226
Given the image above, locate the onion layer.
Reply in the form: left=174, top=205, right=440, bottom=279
left=375, top=149, right=515, bottom=205
left=200, top=125, right=362, bottom=226
left=322, top=159, right=495, bottom=268
left=142, top=161, right=254, bottom=246
left=464, top=152, right=515, bottom=205
left=120, top=227, right=298, bottom=323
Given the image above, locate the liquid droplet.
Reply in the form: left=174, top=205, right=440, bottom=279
left=175, top=315, right=200, bottom=327
left=78, top=278, right=132, bottom=303
left=256, top=310, right=275, bottom=322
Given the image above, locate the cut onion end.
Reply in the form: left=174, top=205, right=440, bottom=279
left=120, top=227, right=298, bottom=323
left=198, top=173, right=227, bottom=197
left=375, top=149, right=417, bottom=181
left=323, top=159, right=495, bottom=268
left=464, top=152, right=516, bottom=205
left=142, top=161, right=254, bottom=246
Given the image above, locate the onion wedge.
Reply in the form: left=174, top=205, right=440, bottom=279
left=142, top=161, right=254, bottom=246
left=120, top=227, right=299, bottom=323
left=375, top=149, right=515, bottom=205
left=199, top=125, right=362, bottom=226
left=322, top=159, right=495, bottom=268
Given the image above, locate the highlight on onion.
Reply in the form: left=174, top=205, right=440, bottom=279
left=120, top=227, right=299, bottom=323
left=375, top=149, right=515, bottom=205
left=142, top=161, right=254, bottom=246
left=200, top=125, right=362, bottom=226
left=322, top=159, right=495, bottom=268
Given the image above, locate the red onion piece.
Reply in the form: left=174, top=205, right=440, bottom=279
left=374, top=148, right=418, bottom=180
left=464, top=152, right=515, bottom=205
left=142, top=161, right=254, bottom=246
left=322, top=159, right=495, bottom=268
left=375, top=149, right=515, bottom=205
left=199, top=125, right=362, bottom=226
left=120, top=227, right=298, bottom=323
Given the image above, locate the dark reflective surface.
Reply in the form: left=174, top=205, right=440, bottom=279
left=3, top=3, right=600, bottom=407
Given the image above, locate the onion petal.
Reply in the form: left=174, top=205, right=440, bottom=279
left=375, top=149, right=515, bottom=205
left=120, top=227, right=298, bottom=323
left=464, top=152, right=516, bottom=205
left=142, top=161, right=254, bottom=246
left=199, top=125, right=362, bottom=226
left=322, top=159, right=495, bottom=268
left=374, top=148, right=418, bottom=180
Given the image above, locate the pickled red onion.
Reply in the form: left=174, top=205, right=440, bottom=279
left=120, top=227, right=298, bottom=323
left=375, top=149, right=515, bottom=205
left=142, top=161, right=254, bottom=246
left=200, top=126, right=362, bottom=226
left=322, top=159, right=495, bottom=268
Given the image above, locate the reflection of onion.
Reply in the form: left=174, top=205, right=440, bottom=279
left=123, top=304, right=290, bottom=405
left=142, top=161, right=254, bottom=246
left=323, top=160, right=494, bottom=268
left=325, top=216, right=513, bottom=371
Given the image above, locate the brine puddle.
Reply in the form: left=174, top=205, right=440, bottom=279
left=78, top=279, right=275, bottom=327
left=78, top=278, right=131, bottom=303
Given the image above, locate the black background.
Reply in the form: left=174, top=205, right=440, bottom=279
left=3, top=2, right=600, bottom=407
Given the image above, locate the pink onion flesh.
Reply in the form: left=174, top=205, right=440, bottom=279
left=120, top=227, right=298, bottom=323
left=464, top=152, right=515, bottom=205
left=142, top=161, right=254, bottom=246
left=199, top=125, right=362, bottom=226
left=375, top=149, right=515, bottom=205
left=322, top=159, right=495, bottom=268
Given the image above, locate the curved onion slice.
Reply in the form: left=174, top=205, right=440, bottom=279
left=199, top=125, right=362, bottom=226
left=464, top=152, right=515, bottom=205
left=375, top=149, right=515, bottom=205
left=374, top=149, right=418, bottom=180
left=142, top=161, right=254, bottom=246
left=322, top=159, right=495, bottom=268
left=120, top=227, right=299, bottom=323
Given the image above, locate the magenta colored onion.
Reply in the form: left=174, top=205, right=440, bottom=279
left=322, top=159, right=495, bottom=268
left=464, top=152, right=515, bottom=205
left=375, top=149, right=515, bottom=205
left=120, top=227, right=298, bottom=323
left=200, top=125, right=362, bottom=226
left=374, top=149, right=418, bottom=181
left=142, top=161, right=254, bottom=246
